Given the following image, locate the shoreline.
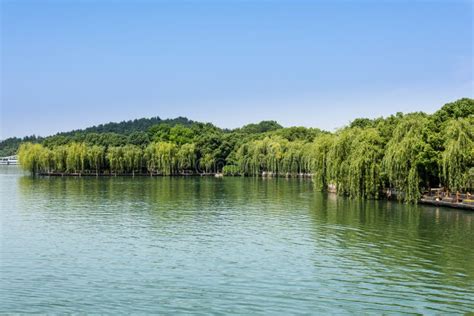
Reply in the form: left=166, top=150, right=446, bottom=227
left=36, top=172, right=314, bottom=178
left=32, top=171, right=474, bottom=211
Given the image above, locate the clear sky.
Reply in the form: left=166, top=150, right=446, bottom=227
left=1, top=0, right=472, bottom=139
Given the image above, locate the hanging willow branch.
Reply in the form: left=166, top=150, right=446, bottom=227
left=382, top=115, right=428, bottom=203
left=347, top=128, right=384, bottom=199
left=310, top=134, right=334, bottom=191
left=441, top=118, right=474, bottom=191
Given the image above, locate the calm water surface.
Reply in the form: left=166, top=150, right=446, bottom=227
left=1, top=166, right=473, bottom=314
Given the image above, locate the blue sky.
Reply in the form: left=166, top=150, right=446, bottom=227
left=1, top=0, right=472, bottom=138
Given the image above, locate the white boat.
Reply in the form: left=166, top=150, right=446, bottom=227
left=0, top=155, right=19, bottom=165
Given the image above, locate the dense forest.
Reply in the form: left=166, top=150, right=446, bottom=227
left=0, top=116, right=199, bottom=157
left=10, top=98, right=474, bottom=202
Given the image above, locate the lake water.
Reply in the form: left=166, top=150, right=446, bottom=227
left=1, top=166, right=473, bottom=313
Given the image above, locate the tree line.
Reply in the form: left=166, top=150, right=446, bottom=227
left=16, top=98, right=474, bottom=202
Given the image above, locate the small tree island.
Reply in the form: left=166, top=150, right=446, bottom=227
left=7, top=98, right=474, bottom=203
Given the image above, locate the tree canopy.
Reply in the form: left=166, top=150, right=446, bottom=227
left=10, top=98, right=474, bottom=203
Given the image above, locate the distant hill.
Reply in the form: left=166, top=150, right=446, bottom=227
left=0, top=135, right=43, bottom=157
left=0, top=116, right=284, bottom=156
left=3, top=97, right=471, bottom=157
left=57, top=116, right=196, bottom=136
left=0, top=116, right=190, bottom=156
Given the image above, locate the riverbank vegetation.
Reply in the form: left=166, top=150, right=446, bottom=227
left=12, top=98, right=474, bottom=202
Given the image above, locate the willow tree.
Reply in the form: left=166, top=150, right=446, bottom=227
left=346, top=128, right=384, bottom=198
left=156, top=142, right=177, bottom=175
left=441, top=118, right=474, bottom=191
left=66, top=142, right=87, bottom=173
left=18, top=143, right=44, bottom=174
left=235, top=143, right=251, bottom=176
left=310, top=134, right=334, bottom=191
left=144, top=144, right=157, bottom=175
left=122, top=144, right=142, bottom=176
left=247, top=139, right=265, bottom=175
left=383, top=115, right=428, bottom=202
left=281, top=140, right=304, bottom=174
left=465, top=168, right=474, bottom=191
left=144, top=142, right=177, bottom=175
left=52, top=145, right=68, bottom=172
left=88, top=145, right=105, bottom=176
left=107, top=146, right=124, bottom=175
left=327, top=129, right=357, bottom=195
left=301, top=144, right=316, bottom=175
left=238, top=136, right=286, bottom=175
left=265, top=136, right=286, bottom=174
left=176, top=143, right=196, bottom=172
left=38, top=147, right=53, bottom=173
left=200, top=153, right=215, bottom=173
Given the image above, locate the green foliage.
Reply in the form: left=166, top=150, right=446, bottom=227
left=222, top=165, right=240, bottom=176
left=107, top=146, right=124, bottom=174
left=310, top=134, right=334, bottom=191
left=144, top=142, right=177, bottom=175
left=169, top=125, right=194, bottom=145
left=12, top=98, right=474, bottom=203
left=66, top=143, right=87, bottom=173
left=176, top=143, right=196, bottom=171
left=56, top=116, right=195, bottom=137
left=309, top=128, right=384, bottom=198
left=88, top=145, right=105, bottom=175
left=346, top=128, right=384, bottom=198
left=239, top=121, right=283, bottom=134
left=270, top=126, right=322, bottom=142
left=0, top=136, right=42, bottom=157
left=200, top=153, right=215, bottom=173
left=127, top=131, right=150, bottom=147
left=148, top=124, right=172, bottom=142
left=52, top=145, right=68, bottom=172
left=441, top=118, right=474, bottom=191
left=350, top=118, right=375, bottom=129
left=281, top=140, right=304, bottom=174
left=233, top=135, right=316, bottom=176
left=327, top=129, right=355, bottom=195
left=18, top=143, right=44, bottom=174
left=122, top=145, right=142, bottom=174
left=382, top=115, right=429, bottom=202
left=432, top=98, right=474, bottom=126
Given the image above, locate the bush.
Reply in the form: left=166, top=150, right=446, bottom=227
left=222, top=165, right=240, bottom=176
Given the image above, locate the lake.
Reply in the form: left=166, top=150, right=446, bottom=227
left=1, top=166, right=473, bottom=313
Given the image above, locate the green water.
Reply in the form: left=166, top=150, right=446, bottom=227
left=1, top=166, right=473, bottom=313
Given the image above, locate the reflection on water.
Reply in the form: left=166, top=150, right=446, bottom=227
left=1, top=166, right=473, bottom=313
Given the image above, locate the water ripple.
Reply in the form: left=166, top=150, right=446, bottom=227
left=1, top=169, right=473, bottom=313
